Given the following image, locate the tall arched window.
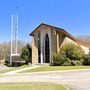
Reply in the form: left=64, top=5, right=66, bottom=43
left=38, top=33, right=41, bottom=63
left=45, top=33, right=50, bottom=63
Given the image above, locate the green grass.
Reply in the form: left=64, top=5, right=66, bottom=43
left=0, top=82, right=66, bottom=90
left=0, top=64, right=31, bottom=74
left=22, top=66, right=90, bottom=73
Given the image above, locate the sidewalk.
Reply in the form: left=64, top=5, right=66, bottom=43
left=3, top=65, right=41, bottom=75
left=1, top=65, right=90, bottom=76
left=0, top=64, right=9, bottom=71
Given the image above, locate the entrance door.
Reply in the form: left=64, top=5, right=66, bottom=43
left=45, top=34, right=50, bottom=63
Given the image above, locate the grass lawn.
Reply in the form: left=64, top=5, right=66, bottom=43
left=0, top=82, right=66, bottom=90
left=0, top=64, right=31, bottom=74
left=22, top=66, right=90, bottom=73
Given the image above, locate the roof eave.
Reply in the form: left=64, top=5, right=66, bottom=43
left=29, top=23, right=45, bottom=36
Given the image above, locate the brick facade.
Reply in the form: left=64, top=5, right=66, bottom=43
left=32, top=32, right=38, bottom=64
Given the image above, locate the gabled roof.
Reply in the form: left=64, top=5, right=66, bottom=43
left=30, top=23, right=63, bottom=36
left=29, top=23, right=90, bottom=48
left=30, top=23, right=77, bottom=41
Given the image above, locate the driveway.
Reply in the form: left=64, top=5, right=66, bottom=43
left=0, top=70, right=90, bottom=90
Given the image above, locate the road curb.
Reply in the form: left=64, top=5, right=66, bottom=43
left=18, top=68, right=90, bottom=75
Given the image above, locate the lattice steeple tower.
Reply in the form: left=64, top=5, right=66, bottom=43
left=10, top=7, right=19, bottom=65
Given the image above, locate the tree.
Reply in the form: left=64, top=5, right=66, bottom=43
left=0, top=42, right=10, bottom=60
left=77, top=35, right=90, bottom=42
left=0, top=40, right=26, bottom=64
left=53, top=43, right=84, bottom=66
left=20, top=44, right=32, bottom=64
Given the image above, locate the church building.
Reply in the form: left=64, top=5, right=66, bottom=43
left=30, top=23, right=90, bottom=64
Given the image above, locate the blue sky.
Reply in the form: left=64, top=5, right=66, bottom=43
left=0, top=0, right=90, bottom=43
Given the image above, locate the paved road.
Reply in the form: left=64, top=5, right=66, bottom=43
left=0, top=70, right=90, bottom=90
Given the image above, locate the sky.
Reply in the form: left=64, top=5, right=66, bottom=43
left=0, top=0, right=90, bottom=43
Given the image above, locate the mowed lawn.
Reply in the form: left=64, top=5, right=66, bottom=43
left=0, top=82, right=66, bottom=90
left=22, top=66, right=90, bottom=73
left=0, top=64, right=31, bottom=74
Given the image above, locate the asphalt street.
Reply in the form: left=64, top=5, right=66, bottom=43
left=0, top=70, right=90, bottom=90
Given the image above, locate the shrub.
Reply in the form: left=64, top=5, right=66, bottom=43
left=53, top=43, right=84, bottom=66
left=71, top=60, right=82, bottom=66
left=53, top=54, right=69, bottom=66
left=83, top=54, right=90, bottom=65
left=60, top=43, right=84, bottom=60
left=20, top=44, right=32, bottom=64
left=62, top=58, right=71, bottom=66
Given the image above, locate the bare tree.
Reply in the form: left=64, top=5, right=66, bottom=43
left=77, top=35, right=90, bottom=42
left=0, top=40, right=27, bottom=62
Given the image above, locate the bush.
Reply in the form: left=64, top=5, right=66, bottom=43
left=71, top=60, right=82, bottom=66
left=60, top=43, right=84, bottom=60
left=83, top=54, right=90, bottom=65
left=62, top=58, right=71, bottom=66
left=53, top=54, right=68, bottom=66
left=20, top=44, right=32, bottom=64
left=53, top=43, right=84, bottom=66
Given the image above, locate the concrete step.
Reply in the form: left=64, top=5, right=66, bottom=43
left=33, top=63, right=50, bottom=66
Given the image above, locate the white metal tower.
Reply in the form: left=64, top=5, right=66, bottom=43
left=10, top=8, right=19, bottom=65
